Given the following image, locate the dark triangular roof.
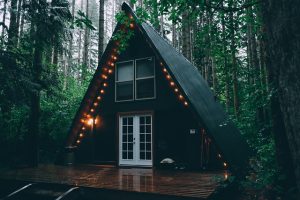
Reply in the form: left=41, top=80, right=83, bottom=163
left=64, top=2, right=251, bottom=172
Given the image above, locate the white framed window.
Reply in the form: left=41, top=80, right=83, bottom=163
left=135, top=57, right=156, bottom=100
left=115, top=57, right=155, bottom=102
left=115, top=60, right=134, bottom=102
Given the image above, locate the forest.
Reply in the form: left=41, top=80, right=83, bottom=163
left=0, top=0, right=299, bottom=199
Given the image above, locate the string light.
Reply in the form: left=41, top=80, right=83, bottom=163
left=80, top=119, right=85, bottom=123
left=87, top=118, right=94, bottom=126
left=94, top=102, right=98, bottom=106
left=129, top=23, right=134, bottom=29
left=90, top=109, right=94, bottom=112
left=160, top=62, right=164, bottom=66
left=129, top=15, right=133, bottom=20
left=224, top=173, right=228, bottom=180
left=101, top=74, right=108, bottom=79
left=79, top=133, right=84, bottom=138
left=111, top=55, right=117, bottom=61
left=170, top=81, right=175, bottom=86
left=82, top=127, right=86, bottom=130
left=184, top=101, right=188, bottom=106
left=166, top=75, right=171, bottom=79
left=76, top=140, right=81, bottom=144
left=218, top=154, right=222, bottom=158
left=97, top=96, right=101, bottom=100
left=174, top=88, right=179, bottom=93
left=163, top=68, right=167, bottom=73
left=108, top=69, right=113, bottom=74
left=103, top=83, right=108, bottom=87
left=179, top=95, right=184, bottom=100
left=223, top=162, right=227, bottom=167
left=100, top=89, right=105, bottom=94
left=103, top=67, right=108, bottom=72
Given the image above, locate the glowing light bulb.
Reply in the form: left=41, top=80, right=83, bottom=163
left=166, top=75, right=171, bottom=79
left=79, top=133, right=84, bottom=138
left=218, top=154, right=221, bottom=158
left=160, top=62, right=164, bottom=66
left=103, top=83, right=108, bottom=87
left=129, top=23, right=134, bottom=29
left=80, top=119, right=85, bottom=123
left=97, top=96, right=101, bottom=100
left=224, top=173, right=228, bottom=180
left=179, top=95, right=184, bottom=100
left=163, top=68, right=167, bottom=73
left=76, top=140, right=81, bottom=144
left=174, top=88, right=179, bottom=93
left=87, top=118, right=94, bottom=125
left=184, top=101, right=188, bottom=106
left=90, top=109, right=94, bottom=112
left=102, top=74, right=108, bottom=79
left=223, top=162, right=227, bottom=167
left=129, top=15, right=133, bottom=20
left=82, top=127, right=86, bottom=130
left=111, top=55, right=117, bottom=60
left=94, top=102, right=98, bottom=106
left=108, top=69, right=113, bottom=74
left=100, top=89, right=105, bottom=94
left=170, top=81, right=175, bottom=86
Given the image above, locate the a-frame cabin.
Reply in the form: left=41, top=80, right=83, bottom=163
left=63, top=2, right=250, bottom=173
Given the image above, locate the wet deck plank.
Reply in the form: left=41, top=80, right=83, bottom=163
left=0, top=165, right=229, bottom=199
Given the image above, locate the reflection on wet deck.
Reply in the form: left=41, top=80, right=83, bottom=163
left=0, top=165, right=229, bottom=199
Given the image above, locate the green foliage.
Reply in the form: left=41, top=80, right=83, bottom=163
left=74, top=10, right=96, bottom=30
left=113, top=11, right=135, bottom=52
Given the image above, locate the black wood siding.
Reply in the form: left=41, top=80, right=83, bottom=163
left=76, top=29, right=218, bottom=169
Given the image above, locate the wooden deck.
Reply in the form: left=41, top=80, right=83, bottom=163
left=0, top=165, right=230, bottom=199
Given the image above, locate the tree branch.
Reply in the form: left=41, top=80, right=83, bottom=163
left=205, top=0, right=262, bottom=12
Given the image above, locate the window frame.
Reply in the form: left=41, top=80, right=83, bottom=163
left=134, top=57, right=156, bottom=101
left=115, top=57, right=156, bottom=102
left=115, top=60, right=135, bottom=102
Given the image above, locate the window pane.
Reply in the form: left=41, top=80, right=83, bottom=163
left=116, top=81, right=133, bottom=101
left=136, top=58, right=154, bottom=78
left=117, top=62, right=134, bottom=81
left=136, top=78, right=155, bottom=99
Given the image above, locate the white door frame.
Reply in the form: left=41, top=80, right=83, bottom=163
left=119, top=114, right=153, bottom=167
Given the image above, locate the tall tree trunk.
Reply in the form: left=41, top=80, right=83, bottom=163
left=28, top=21, right=44, bottom=167
left=7, top=0, right=18, bottom=49
left=65, top=0, right=76, bottom=90
left=182, top=11, right=191, bottom=61
left=19, top=0, right=25, bottom=40
left=172, top=22, right=178, bottom=49
left=1, top=0, right=8, bottom=46
left=228, top=0, right=239, bottom=117
left=221, top=3, right=230, bottom=111
left=98, top=0, right=104, bottom=65
left=160, top=14, right=164, bottom=36
left=16, top=0, right=22, bottom=46
left=82, top=0, right=90, bottom=81
left=263, top=0, right=300, bottom=197
left=78, top=0, right=84, bottom=65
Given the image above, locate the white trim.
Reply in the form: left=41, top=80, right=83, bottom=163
left=119, top=115, right=153, bottom=166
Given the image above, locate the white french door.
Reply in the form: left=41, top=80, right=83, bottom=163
left=119, top=115, right=152, bottom=166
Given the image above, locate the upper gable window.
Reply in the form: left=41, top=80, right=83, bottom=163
left=135, top=57, right=155, bottom=100
left=115, top=61, right=134, bottom=101
left=115, top=57, right=155, bottom=102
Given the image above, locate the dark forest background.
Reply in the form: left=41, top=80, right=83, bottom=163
left=0, top=0, right=299, bottom=199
